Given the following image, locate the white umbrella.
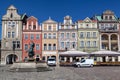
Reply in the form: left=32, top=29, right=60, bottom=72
left=91, top=50, right=120, bottom=56
left=59, top=49, right=89, bottom=56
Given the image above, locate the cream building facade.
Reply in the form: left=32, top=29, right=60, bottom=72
left=42, top=17, right=58, bottom=63
left=1, top=5, right=25, bottom=65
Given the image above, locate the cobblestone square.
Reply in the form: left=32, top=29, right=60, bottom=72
left=0, top=65, right=120, bottom=80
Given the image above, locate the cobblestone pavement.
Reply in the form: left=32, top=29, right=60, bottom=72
left=0, top=65, right=120, bottom=80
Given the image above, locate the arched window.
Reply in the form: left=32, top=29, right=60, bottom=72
left=53, top=44, right=56, bottom=50
left=48, top=44, right=51, bottom=50
left=44, top=44, right=47, bottom=50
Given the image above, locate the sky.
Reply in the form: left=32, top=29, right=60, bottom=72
left=0, top=0, right=120, bottom=39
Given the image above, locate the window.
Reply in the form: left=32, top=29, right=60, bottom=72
left=17, top=41, right=20, bottom=48
left=66, top=42, right=70, bottom=48
left=87, top=41, right=90, bottom=47
left=44, top=33, right=47, bottom=39
left=36, top=44, right=40, bottom=50
left=72, top=33, right=75, bottom=38
left=80, top=41, right=84, bottom=47
left=10, top=13, right=13, bottom=18
left=8, top=21, right=11, bottom=27
left=12, top=41, right=20, bottom=49
left=66, top=33, right=70, bottom=38
left=24, top=34, right=28, bottom=39
left=53, top=44, right=56, bottom=50
left=12, top=41, right=16, bottom=49
left=80, top=32, right=84, bottom=38
left=93, top=32, right=96, bottom=38
left=12, top=32, right=15, bottom=38
left=11, top=22, right=15, bottom=28
left=53, top=33, right=56, bottom=39
left=33, top=25, right=36, bottom=30
left=48, top=44, right=52, bottom=50
left=105, top=16, right=108, bottom=20
left=72, top=42, right=75, bottom=48
left=61, top=42, right=64, bottom=48
left=8, top=21, right=11, bottom=24
left=48, top=26, right=52, bottom=30
left=44, top=44, right=47, bottom=50
left=30, top=34, right=34, bottom=40
left=8, top=32, right=11, bottom=38
left=8, top=21, right=15, bottom=28
left=87, top=32, right=90, bottom=38
left=61, top=33, right=64, bottom=38
left=93, top=41, right=96, bottom=47
left=109, top=16, right=112, bottom=20
left=24, top=44, right=28, bottom=50
left=86, top=24, right=89, bottom=28
left=29, top=25, right=32, bottom=30
left=48, top=33, right=51, bottom=39
left=36, top=34, right=40, bottom=39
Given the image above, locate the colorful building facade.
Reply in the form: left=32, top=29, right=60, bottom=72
left=42, top=17, right=58, bottom=63
left=77, top=17, right=99, bottom=53
left=58, top=15, right=77, bottom=51
left=95, top=10, right=120, bottom=51
left=1, top=5, right=25, bottom=64
left=93, top=10, right=120, bottom=62
left=22, top=16, right=42, bottom=61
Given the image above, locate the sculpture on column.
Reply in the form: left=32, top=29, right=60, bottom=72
left=27, top=41, right=35, bottom=58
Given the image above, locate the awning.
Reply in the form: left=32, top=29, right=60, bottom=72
left=59, top=49, right=89, bottom=57
left=91, top=50, right=120, bottom=56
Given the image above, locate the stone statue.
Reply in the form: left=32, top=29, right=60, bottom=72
left=27, top=41, right=35, bottom=58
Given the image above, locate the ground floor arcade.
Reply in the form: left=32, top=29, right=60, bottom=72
left=1, top=50, right=22, bottom=65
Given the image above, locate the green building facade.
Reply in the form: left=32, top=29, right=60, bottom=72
left=77, top=17, right=99, bottom=53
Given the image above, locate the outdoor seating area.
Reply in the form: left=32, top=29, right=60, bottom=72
left=59, top=49, right=120, bottom=66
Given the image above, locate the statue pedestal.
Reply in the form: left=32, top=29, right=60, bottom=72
left=28, top=58, right=34, bottom=62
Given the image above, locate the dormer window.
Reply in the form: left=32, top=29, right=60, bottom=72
left=86, top=24, right=89, bottom=28
left=109, top=16, right=112, bottom=20
left=48, top=26, right=51, bottom=30
left=10, top=13, right=13, bottom=18
left=33, top=25, right=36, bottom=30
left=105, top=16, right=108, bottom=20
left=29, top=25, right=32, bottom=30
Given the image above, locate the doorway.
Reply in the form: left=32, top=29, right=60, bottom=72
left=6, top=54, right=18, bottom=64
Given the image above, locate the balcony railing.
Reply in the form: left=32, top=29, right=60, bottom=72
left=99, top=26, right=118, bottom=32
left=101, top=40, right=109, bottom=43
left=111, top=40, right=118, bottom=43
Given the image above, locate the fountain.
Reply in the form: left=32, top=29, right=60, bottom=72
left=9, top=41, right=51, bottom=72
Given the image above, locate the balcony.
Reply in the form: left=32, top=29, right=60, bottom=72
left=111, top=40, right=118, bottom=43
left=101, top=40, right=109, bottom=43
left=99, top=26, right=118, bottom=32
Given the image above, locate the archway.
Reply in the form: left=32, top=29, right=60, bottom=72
left=111, top=34, right=118, bottom=51
left=101, top=34, right=108, bottom=40
left=6, top=54, right=18, bottom=64
left=101, top=34, right=109, bottom=50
